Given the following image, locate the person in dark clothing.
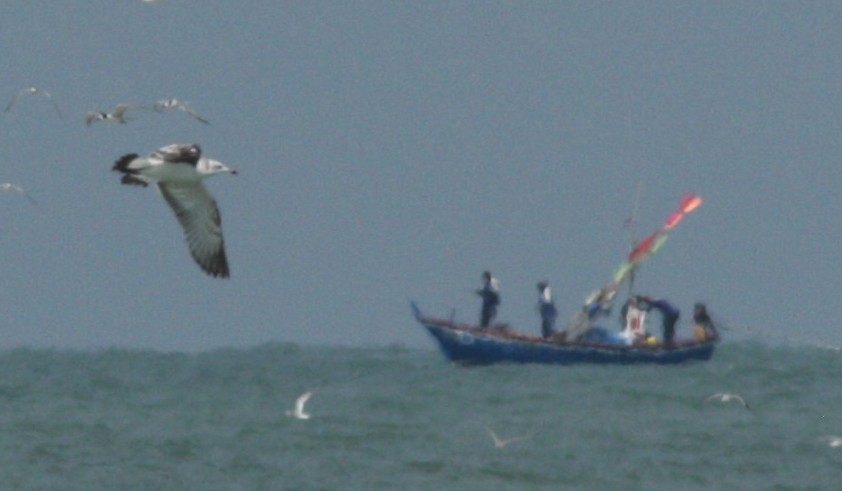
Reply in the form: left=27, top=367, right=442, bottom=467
left=693, top=303, right=718, bottom=341
left=641, top=296, right=680, bottom=347
left=536, top=281, right=558, bottom=338
left=476, top=271, right=500, bottom=327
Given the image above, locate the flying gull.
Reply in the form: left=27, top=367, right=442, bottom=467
left=153, top=98, right=209, bottom=124
left=285, top=391, right=314, bottom=420
left=485, top=427, right=531, bottom=449
left=112, top=143, right=237, bottom=278
left=0, top=183, right=36, bottom=204
left=86, top=103, right=144, bottom=126
left=817, top=435, right=842, bottom=448
left=5, top=87, right=63, bottom=119
left=703, top=392, right=751, bottom=410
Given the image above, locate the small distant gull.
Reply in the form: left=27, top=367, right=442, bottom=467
left=5, top=87, right=62, bottom=119
left=86, top=103, right=144, bottom=126
left=703, top=392, right=751, bottom=410
left=0, top=183, right=36, bottom=204
left=112, top=143, right=237, bottom=278
left=485, top=427, right=531, bottom=449
left=818, top=435, right=842, bottom=448
left=153, top=98, right=209, bottom=124
left=285, top=391, right=314, bottom=420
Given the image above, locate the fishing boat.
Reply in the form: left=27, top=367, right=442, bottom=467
left=412, top=303, right=718, bottom=366
left=414, top=193, right=718, bottom=365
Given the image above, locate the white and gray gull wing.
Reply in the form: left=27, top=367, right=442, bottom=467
left=113, top=143, right=234, bottom=278
left=158, top=180, right=229, bottom=278
left=5, top=87, right=63, bottom=119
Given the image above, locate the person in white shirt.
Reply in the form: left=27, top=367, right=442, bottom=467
left=620, top=296, right=648, bottom=345
left=536, top=281, right=558, bottom=338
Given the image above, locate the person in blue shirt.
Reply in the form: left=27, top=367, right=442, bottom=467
left=640, top=296, right=680, bottom=347
left=476, top=271, right=500, bottom=327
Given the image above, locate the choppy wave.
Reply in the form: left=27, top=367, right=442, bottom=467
left=0, top=341, right=839, bottom=490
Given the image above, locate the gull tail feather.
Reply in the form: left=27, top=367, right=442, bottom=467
left=113, top=154, right=149, bottom=187
left=112, top=154, right=139, bottom=172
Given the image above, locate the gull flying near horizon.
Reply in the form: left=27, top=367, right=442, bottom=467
left=112, top=143, right=237, bottom=278
left=86, top=103, right=144, bottom=126
left=818, top=435, right=842, bottom=448
left=0, top=183, right=36, bottom=204
left=153, top=98, right=209, bottom=124
left=703, top=392, right=751, bottom=410
left=5, top=87, right=62, bottom=119
left=485, top=427, right=531, bottom=449
left=285, top=391, right=314, bottom=420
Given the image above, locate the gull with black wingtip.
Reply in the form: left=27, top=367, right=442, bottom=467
left=86, top=103, right=144, bottom=126
left=112, top=143, right=237, bottom=278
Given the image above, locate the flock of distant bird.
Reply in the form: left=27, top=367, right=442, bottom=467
left=5, top=87, right=210, bottom=126
left=3, top=86, right=236, bottom=279
left=283, top=388, right=841, bottom=450
left=281, top=389, right=535, bottom=448
left=85, top=98, right=210, bottom=126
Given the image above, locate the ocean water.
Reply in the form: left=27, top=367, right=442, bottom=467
left=0, top=341, right=839, bottom=490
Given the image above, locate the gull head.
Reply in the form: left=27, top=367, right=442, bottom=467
left=184, top=143, right=201, bottom=160
left=198, top=158, right=237, bottom=177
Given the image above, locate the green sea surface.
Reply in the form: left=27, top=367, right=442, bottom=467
left=0, top=341, right=839, bottom=490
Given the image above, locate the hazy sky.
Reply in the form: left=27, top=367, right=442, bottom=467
left=1, top=2, right=840, bottom=351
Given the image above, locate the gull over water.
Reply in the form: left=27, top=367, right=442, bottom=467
left=112, top=143, right=237, bottom=278
left=703, top=392, right=751, bottom=410
left=286, top=391, right=314, bottom=420
left=485, top=427, right=531, bottom=449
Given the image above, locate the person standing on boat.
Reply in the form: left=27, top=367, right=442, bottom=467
left=620, top=296, right=647, bottom=345
left=640, top=296, right=680, bottom=347
left=476, top=271, right=500, bottom=327
left=693, top=303, right=718, bottom=341
left=536, top=281, right=558, bottom=338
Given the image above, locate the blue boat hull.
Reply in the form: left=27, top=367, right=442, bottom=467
left=413, top=305, right=717, bottom=366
